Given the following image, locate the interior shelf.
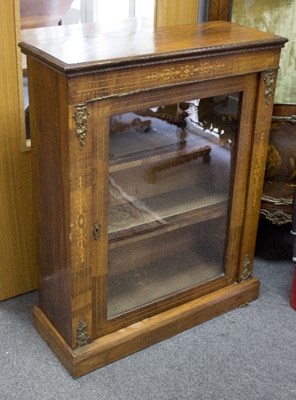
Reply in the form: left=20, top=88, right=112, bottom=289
left=108, top=248, right=224, bottom=319
left=109, top=184, right=228, bottom=247
left=109, top=112, right=212, bottom=171
left=109, top=142, right=211, bottom=173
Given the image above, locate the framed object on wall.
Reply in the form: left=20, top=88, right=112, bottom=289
left=208, top=0, right=296, bottom=225
left=230, top=0, right=296, bottom=105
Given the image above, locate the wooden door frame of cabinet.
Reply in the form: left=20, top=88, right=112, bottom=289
left=207, top=0, right=232, bottom=21
left=0, top=0, right=37, bottom=301
left=90, top=73, right=258, bottom=338
left=14, top=0, right=28, bottom=151
left=154, top=0, right=200, bottom=27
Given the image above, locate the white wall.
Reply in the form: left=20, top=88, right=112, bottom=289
left=64, top=0, right=155, bottom=25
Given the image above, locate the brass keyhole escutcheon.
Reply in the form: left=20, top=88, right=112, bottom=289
left=93, top=222, right=101, bottom=240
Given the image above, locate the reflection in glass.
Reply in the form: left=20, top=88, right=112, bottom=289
left=231, top=0, right=296, bottom=104
left=107, top=95, right=240, bottom=318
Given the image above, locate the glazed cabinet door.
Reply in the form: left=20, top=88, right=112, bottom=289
left=91, top=73, right=258, bottom=337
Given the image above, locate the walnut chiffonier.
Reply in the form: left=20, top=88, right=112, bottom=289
left=20, top=21, right=286, bottom=377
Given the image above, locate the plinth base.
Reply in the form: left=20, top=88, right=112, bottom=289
left=33, top=277, right=260, bottom=378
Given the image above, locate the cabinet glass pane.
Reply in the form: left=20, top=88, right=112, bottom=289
left=107, top=94, right=240, bottom=319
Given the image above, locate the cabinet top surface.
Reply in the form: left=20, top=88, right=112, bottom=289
left=19, top=21, right=286, bottom=73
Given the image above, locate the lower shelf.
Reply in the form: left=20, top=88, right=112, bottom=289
left=108, top=216, right=226, bottom=318
left=33, top=277, right=260, bottom=378
left=108, top=249, right=223, bottom=318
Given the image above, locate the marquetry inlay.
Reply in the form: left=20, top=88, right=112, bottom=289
left=72, top=177, right=87, bottom=264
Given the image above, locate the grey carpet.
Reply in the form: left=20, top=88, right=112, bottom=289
left=1, top=220, right=296, bottom=400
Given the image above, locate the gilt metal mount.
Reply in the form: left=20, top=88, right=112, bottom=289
left=76, top=320, right=91, bottom=347
left=240, top=255, right=252, bottom=281
left=73, top=104, right=89, bottom=150
left=272, top=115, right=296, bottom=124
left=263, top=70, right=276, bottom=106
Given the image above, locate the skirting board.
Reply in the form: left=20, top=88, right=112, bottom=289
left=33, top=277, right=260, bottom=378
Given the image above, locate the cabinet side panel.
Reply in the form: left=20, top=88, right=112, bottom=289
left=27, top=58, right=72, bottom=344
